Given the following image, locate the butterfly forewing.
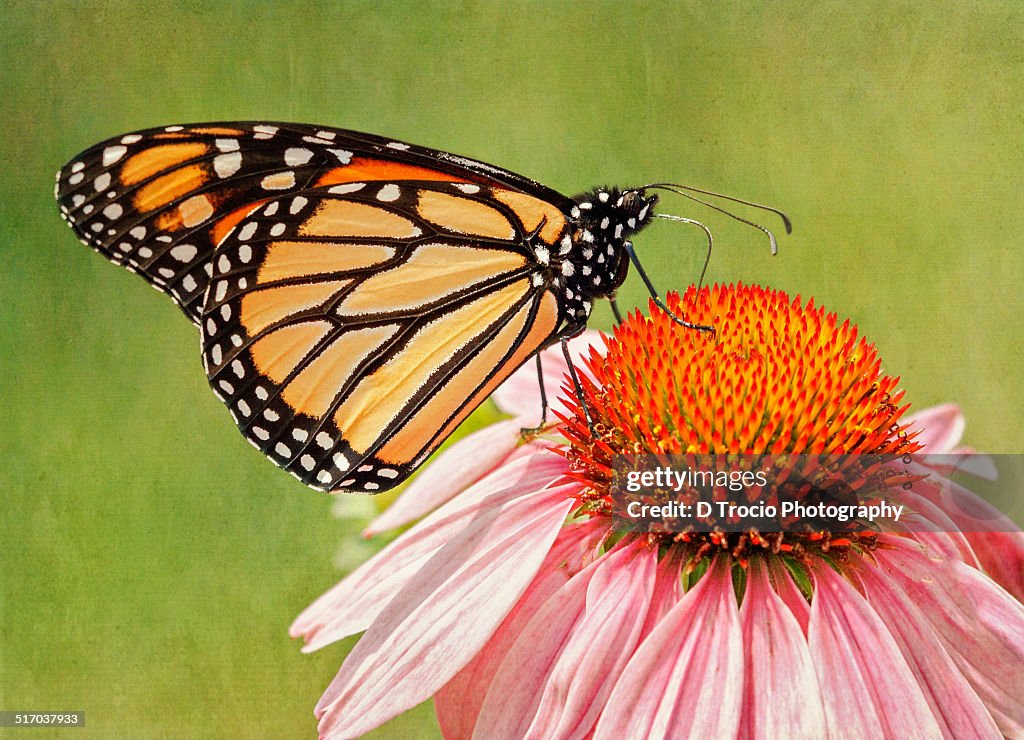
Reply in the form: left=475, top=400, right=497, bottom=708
left=199, top=180, right=567, bottom=491
left=55, top=122, right=572, bottom=324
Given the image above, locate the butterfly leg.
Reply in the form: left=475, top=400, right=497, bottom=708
left=609, top=295, right=625, bottom=325
left=558, top=326, right=596, bottom=433
left=624, top=240, right=715, bottom=334
left=519, top=354, right=550, bottom=440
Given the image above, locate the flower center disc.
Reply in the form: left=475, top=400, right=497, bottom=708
left=560, top=283, right=921, bottom=562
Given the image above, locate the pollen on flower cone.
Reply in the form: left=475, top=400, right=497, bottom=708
left=562, top=283, right=920, bottom=488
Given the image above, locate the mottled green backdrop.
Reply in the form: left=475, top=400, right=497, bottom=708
left=3, top=1, right=1022, bottom=737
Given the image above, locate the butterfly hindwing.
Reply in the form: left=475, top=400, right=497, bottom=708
left=199, top=180, right=566, bottom=492
left=55, top=122, right=573, bottom=324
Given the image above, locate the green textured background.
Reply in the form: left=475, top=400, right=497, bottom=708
left=3, top=1, right=1022, bottom=737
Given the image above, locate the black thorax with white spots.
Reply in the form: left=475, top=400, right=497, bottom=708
left=554, top=187, right=658, bottom=326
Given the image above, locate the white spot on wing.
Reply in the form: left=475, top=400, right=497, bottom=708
left=285, top=148, right=314, bottom=166
left=102, top=145, right=127, bottom=166
left=328, top=182, right=364, bottom=194
left=170, top=244, right=198, bottom=262
left=237, top=222, right=257, bottom=241
left=253, top=125, right=278, bottom=139
left=214, top=152, right=242, bottom=178
left=377, top=184, right=401, bottom=202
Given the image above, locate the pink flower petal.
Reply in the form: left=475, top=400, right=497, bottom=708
left=875, top=535, right=1024, bottom=736
left=738, top=559, right=827, bottom=738
left=853, top=553, right=1001, bottom=737
left=808, top=562, right=943, bottom=736
left=638, top=548, right=684, bottom=639
left=315, top=485, right=576, bottom=739
left=492, top=330, right=606, bottom=423
left=471, top=539, right=651, bottom=738
left=905, top=403, right=966, bottom=453
left=767, top=558, right=811, bottom=634
left=593, top=557, right=744, bottom=740
left=524, top=540, right=658, bottom=739
left=290, top=452, right=572, bottom=651
left=363, top=419, right=526, bottom=535
left=962, top=530, right=1024, bottom=603
left=435, top=519, right=609, bottom=740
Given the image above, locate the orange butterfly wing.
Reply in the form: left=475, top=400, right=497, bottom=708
left=56, top=122, right=641, bottom=494
left=199, top=180, right=568, bottom=491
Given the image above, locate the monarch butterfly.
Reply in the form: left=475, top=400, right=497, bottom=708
left=55, top=122, right=786, bottom=494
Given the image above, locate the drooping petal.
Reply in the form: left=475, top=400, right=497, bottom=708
left=290, top=451, right=572, bottom=650
left=738, top=558, right=827, bottom=739
left=363, top=419, right=526, bottom=535
left=875, top=535, right=1024, bottom=736
left=315, top=484, right=576, bottom=739
left=524, top=540, right=658, bottom=739
left=853, top=553, right=1001, bottom=737
left=962, top=530, right=1024, bottom=603
left=593, top=556, right=744, bottom=740
left=471, top=539, right=643, bottom=738
left=808, top=562, right=943, bottom=737
left=435, top=518, right=609, bottom=740
left=905, top=403, right=965, bottom=453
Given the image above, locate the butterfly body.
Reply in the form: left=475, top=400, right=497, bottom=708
left=55, top=123, right=658, bottom=493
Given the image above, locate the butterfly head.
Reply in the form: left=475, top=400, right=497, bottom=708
left=571, top=187, right=658, bottom=236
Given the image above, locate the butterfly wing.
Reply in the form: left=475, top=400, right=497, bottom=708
left=199, top=179, right=570, bottom=492
left=55, top=122, right=573, bottom=324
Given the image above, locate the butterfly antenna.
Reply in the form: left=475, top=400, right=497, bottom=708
left=654, top=214, right=713, bottom=290
left=646, top=182, right=791, bottom=256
